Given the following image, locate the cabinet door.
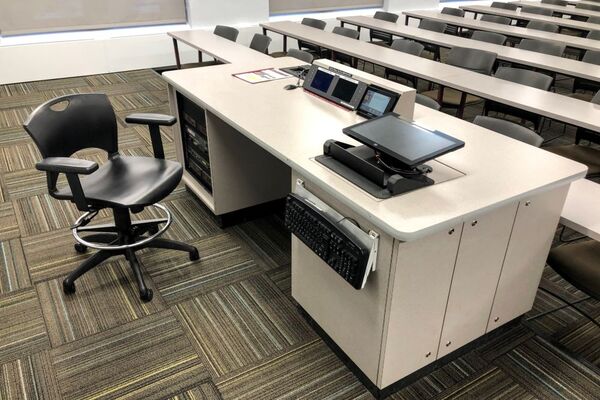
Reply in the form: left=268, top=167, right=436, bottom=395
left=437, top=203, right=518, bottom=358
left=487, top=186, right=569, bottom=331
left=380, top=225, right=462, bottom=387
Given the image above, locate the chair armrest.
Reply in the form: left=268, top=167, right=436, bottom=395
left=125, top=113, right=176, bottom=126
left=36, top=157, right=98, bottom=174
left=125, top=113, right=176, bottom=159
left=36, top=157, right=98, bottom=211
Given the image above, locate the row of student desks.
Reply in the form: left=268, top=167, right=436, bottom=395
left=163, top=26, right=592, bottom=396
left=513, top=0, right=600, bottom=19
left=403, top=9, right=600, bottom=52
left=338, top=15, right=600, bottom=82
left=260, top=21, right=600, bottom=132
left=460, top=4, right=600, bottom=32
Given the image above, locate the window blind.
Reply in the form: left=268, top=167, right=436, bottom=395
left=0, top=0, right=187, bottom=36
left=269, top=0, right=383, bottom=15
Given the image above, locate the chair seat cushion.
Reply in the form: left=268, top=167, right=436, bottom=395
left=545, top=145, right=600, bottom=177
left=421, top=88, right=481, bottom=107
left=568, top=92, right=595, bottom=102
left=55, top=156, right=183, bottom=208
left=547, top=241, right=600, bottom=300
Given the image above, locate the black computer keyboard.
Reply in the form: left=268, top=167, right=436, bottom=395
left=284, top=193, right=370, bottom=289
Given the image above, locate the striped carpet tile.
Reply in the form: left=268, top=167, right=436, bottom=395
left=0, top=350, right=61, bottom=400
left=174, top=275, right=316, bottom=378
left=142, top=79, right=169, bottom=92
left=0, top=106, right=35, bottom=129
left=0, top=82, right=36, bottom=98
left=0, top=288, right=49, bottom=364
left=0, top=93, right=46, bottom=110
left=525, top=289, right=585, bottom=336
left=140, top=232, right=263, bottom=304
left=494, top=336, right=600, bottom=399
left=475, top=324, right=535, bottom=363
left=0, top=238, right=31, bottom=295
left=109, top=92, right=165, bottom=112
left=51, top=309, right=209, bottom=400
left=84, top=73, right=128, bottom=87
left=233, top=215, right=291, bottom=270
left=0, top=142, right=41, bottom=173
left=429, top=366, right=536, bottom=400
left=0, top=201, right=19, bottom=240
left=135, top=125, right=175, bottom=147
left=0, top=126, right=30, bottom=146
left=22, top=229, right=97, bottom=283
left=266, top=264, right=292, bottom=299
left=168, top=381, right=223, bottom=400
left=553, top=310, right=600, bottom=368
left=217, top=339, right=371, bottom=400
left=37, top=259, right=166, bottom=347
left=390, top=351, right=489, bottom=400
left=31, top=77, right=88, bottom=92
left=4, top=168, right=49, bottom=199
left=121, top=69, right=163, bottom=82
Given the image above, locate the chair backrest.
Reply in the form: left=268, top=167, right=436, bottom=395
left=480, top=14, right=512, bottom=25
left=491, top=2, right=518, bottom=11
left=593, top=90, right=600, bottom=104
left=287, top=48, right=314, bottom=63
left=576, top=2, right=600, bottom=11
left=249, top=34, right=272, bottom=54
left=390, top=39, right=425, bottom=56
left=418, top=19, right=447, bottom=33
left=214, top=25, right=239, bottom=42
left=588, top=17, right=600, bottom=24
left=301, top=17, right=327, bottom=30
left=494, top=66, right=553, bottom=90
left=415, top=94, right=441, bottom=111
left=447, top=47, right=497, bottom=75
left=374, top=11, right=399, bottom=23
left=24, top=93, right=118, bottom=158
left=526, top=20, right=559, bottom=33
left=588, top=30, right=600, bottom=40
left=471, top=31, right=507, bottom=45
left=583, top=50, right=600, bottom=65
left=473, top=116, right=543, bottom=147
left=521, top=5, right=554, bottom=15
left=441, top=7, right=465, bottom=17
left=542, top=0, right=568, bottom=5
left=332, top=26, right=360, bottom=40
left=517, top=38, right=565, bottom=57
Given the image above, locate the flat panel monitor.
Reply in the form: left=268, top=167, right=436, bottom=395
left=331, top=76, right=359, bottom=104
left=303, top=65, right=367, bottom=110
left=357, top=85, right=399, bottom=119
left=309, top=68, right=336, bottom=94
left=343, top=113, right=465, bottom=168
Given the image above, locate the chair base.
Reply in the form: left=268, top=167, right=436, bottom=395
left=64, top=206, right=199, bottom=302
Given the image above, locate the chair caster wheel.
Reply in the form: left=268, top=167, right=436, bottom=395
left=74, top=243, right=88, bottom=253
left=189, top=248, right=200, bottom=261
left=140, top=288, right=153, bottom=302
left=63, top=279, right=76, bottom=295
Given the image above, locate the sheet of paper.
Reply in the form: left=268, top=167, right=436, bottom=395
left=234, top=68, right=292, bottom=84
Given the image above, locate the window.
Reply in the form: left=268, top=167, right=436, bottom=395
left=269, top=0, right=383, bottom=15
left=0, top=0, right=187, bottom=36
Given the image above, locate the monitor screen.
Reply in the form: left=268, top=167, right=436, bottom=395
left=343, top=114, right=465, bottom=167
left=310, top=69, right=335, bottom=93
left=358, top=87, right=396, bottom=118
left=331, top=77, right=358, bottom=103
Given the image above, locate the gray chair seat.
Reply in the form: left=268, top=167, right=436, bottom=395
left=56, top=156, right=183, bottom=208
left=569, top=92, right=596, bottom=102
left=545, top=145, right=600, bottom=177
left=547, top=241, right=600, bottom=299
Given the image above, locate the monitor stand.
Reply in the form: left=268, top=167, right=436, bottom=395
left=315, top=140, right=434, bottom=199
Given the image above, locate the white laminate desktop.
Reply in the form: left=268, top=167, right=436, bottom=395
left=461, top=4, right=600, bottom=32
left=338, top=15, right=600, bottom=83
left=512, top=0, right=600, bottom=19
left=561, top=178, right=600, bottom=241
left=403, top=10, right=600, bottom=52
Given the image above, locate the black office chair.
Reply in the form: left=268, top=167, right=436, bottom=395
left=385, top=39, right=425, bottom=87
left=287, top=48, right=314, bottom=63
left=483, top=67, right=553, bottom=132
left=327, top=26, right=360, bottom=66
left=473, top=116, right=543, bottom=147
left=370, top=11, right=399, bottom=45
left=24, top=94, right=199, bottom=302
left=418, top=19, right=448, bottom=61
left=250, top=33, right=272, bottom=54
left=471, top=31, right=507, bottom=45
left=491, top=2, right=518, bottom=11
left=480, top=14, right=512, bottom=25
left=299, top=18, right=327, bottom=55
left=526, top=21, right=559, bottom=33
left=441, top=7, right=465, bottom=35
left=422, top=47, right=497, bottom=118
left=197, top=25, right=240, bottom=67
left=547, top=241, right=600, bottom=301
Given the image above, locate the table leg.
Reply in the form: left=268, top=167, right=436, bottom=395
left=262, top=27, right=267, bottom=36
left=283, top=35, right=288, bottom=52
left=198, top=51, right=203, bottom=63
left=341, top=21, right=345, bottom=27
left=172, top=38, right=181, bottom=69
left=405, top=15, right=409, bottom=25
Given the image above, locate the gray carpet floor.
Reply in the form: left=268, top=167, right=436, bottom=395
left=0, top=62, right=598, bottom=399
